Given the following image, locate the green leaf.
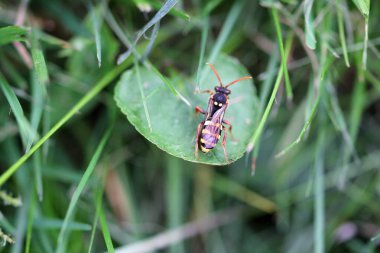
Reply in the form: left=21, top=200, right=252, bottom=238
left=352, top=0, right=370, bottom=19
left=115, top=54, right=258, bottom=165
left=0, top=26, right=27, bottom=46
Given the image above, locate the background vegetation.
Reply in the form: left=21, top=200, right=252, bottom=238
left=0, top=0, right=379, bottom=252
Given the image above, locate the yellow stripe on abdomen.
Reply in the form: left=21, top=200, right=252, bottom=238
left=200, top=146, right=211, bottom=153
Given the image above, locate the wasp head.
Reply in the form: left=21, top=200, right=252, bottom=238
left=214, top=86, right=231, bottom=95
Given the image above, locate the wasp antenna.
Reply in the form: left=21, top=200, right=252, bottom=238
left=225, top=76, right=252, bottom=88
left=206, top=63, right=224, bottom=87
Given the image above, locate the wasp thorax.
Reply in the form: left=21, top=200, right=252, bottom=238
left=213, top=93, right=227, bottom=106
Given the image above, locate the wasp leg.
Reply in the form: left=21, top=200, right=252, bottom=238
left=221, top=126, right=229, bottom=163
left=195, top=122, right=204, bottom=160
left=194, top=106, right=206, bottom=120
left=195, top=106, right=206, bottom=115
left=194, top=88, right=214, bottom=95
left=222, top=119, right=236, bottom=141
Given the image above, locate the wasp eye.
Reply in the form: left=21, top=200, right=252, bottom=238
left=219, top=103, right=223, bottom=107
left=214, top=101, right=218, bottom=106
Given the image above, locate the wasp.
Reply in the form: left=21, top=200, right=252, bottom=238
left=195, top=63, right=252, bottom=162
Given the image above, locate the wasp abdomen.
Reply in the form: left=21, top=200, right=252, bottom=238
left=199, top=121, right=222, bottom=153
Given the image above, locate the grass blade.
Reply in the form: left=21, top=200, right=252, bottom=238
left=142, top=21, right=160, bottom=61
left=166, top=156, right=185, bottom=253
left=90, top=3, right=103, bottom=67
left=0, top=59, right=131, bottom=187
left=104, top=7, right=189, bottom=106
left=304, top=0, right=316, bottom=50
left=362, top=21, right=368, bottom=70
left=247, top=65, right=283, bottom=152
left=0, top=73, right=35, bottom=151
left=88, top=175, right=105, bottom=253
left=199, top=0, right=244, bottom=86
left=314, top=125, right=325, bottom=253
left=352, top=0, right=370, bottom=69
left=336, top=0, right=350, bottom=67
left=99, top=205, right=115, bottom=253
left=272, top=8, right=293, bottom=101
left=275, top=90, right=320, bottom=158
left=117, top=0, right=178, bottom=64
left=0, top=26, right=27, bottom=46
left=352, top=0, right=370, bottom=18
left=24, top=191, right=36, bottom=253
left=30, top=38, right=47, bottom=198
left=56, top=122, right=114, bottom=253
left=147, top=62, right=191, bottom=107
left=31, top=30, right=49, bottom=93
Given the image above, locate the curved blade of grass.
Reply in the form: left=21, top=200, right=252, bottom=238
left=246, top=32, right=293, bottom=153
left=0, top=59, right=131, bottom=187
left=304, top=0, right=316, bottom=50
left=351, top=0, right=370, bottom=69
left=88, top=177, right=104, bottom=253
left=149, top=0, right=190, bottom=20
left=352, top=0, right=370, bottom=19
left=99, top=205, right=115, bottom=253
left=90, top=2, right=104, bottom=67
left=146, top=62, right=191, bottom=107
left=199, top=1, right=244, bottom=86
left=104, top=8, right=189, bottom=106
left=92, top=12, right=102, bottom=67
left=142, top=21, right=160, bottom=61
left=336, top=0, right=350, bottom=67
left=32, top=150, right=43, bottom=201
left=365, top=70, right=380, bottom=91
left=326, top=82, right=357, bottom=160
left=0, top=72, right=35, bottom=151
left=275, top=91, right=320, bottom=158
left=247, top=65, right=283, bottom=153
left=30, top=46, right=47, bottom=199
left=56, top=122, right=114, bottom=253
left=272, top=8, right=293, bottom=101
left=0, top=26, right=27, bottom=45
left=117, top=0, right=178, bottom=64
left=31, top=30, right=49, bottom=93
left=249, top=47, right=279, bottom=173
left=203, top=0, right=223, bottom=16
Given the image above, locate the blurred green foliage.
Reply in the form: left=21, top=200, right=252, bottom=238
left=0, top=0, right=380, bottom=252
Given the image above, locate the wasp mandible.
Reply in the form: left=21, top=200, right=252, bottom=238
left=195, top=63, right=252, bottom=162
